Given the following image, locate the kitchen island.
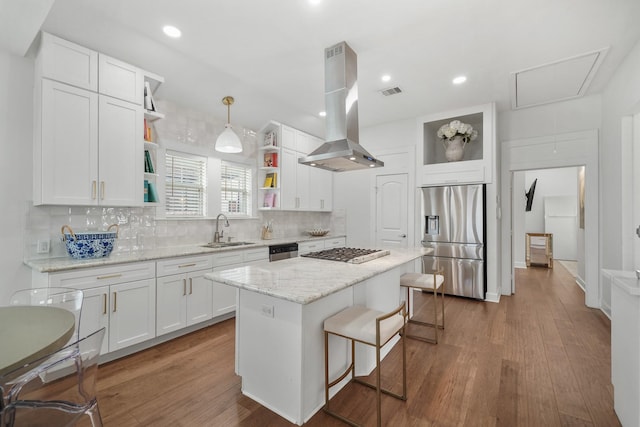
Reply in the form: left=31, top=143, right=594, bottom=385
left=204, top=247, right=429, bottom=425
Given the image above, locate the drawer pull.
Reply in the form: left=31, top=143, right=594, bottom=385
left=183, top=279, right=187, bottom=296
left=189, top=278, right=193, bottom=295
left=113, top=291, right=117, bottom=312
left=178, top=263, right=197, bottom=268
left=97, top=273, right=122, bottom=280
left=102, top=293, right=107, bottom=315
left=100, top=181, right=105, bottom=200
left=91, top=180, right=97, bottom=200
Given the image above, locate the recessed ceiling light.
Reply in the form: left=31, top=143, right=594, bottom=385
left=381, top=74, right=391, bottom=82
left=319, top=111, right=326, bottom=117
left=349, top=156, right=356, bottom=161
left=163, top=25, right=182, bottom=38
left=452, top=75, right=467, bottom=85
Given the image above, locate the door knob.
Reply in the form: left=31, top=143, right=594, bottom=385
left=400, top=234, right=407, bottom=238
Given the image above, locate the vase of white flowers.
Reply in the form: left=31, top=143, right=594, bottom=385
left=436, top=120, right=478, bottom=162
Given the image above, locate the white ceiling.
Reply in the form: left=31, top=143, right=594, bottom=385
left=7, top=0, right=640, bottom=137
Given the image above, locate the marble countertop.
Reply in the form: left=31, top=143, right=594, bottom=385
left=204, top=247, right=432, bottom=305
left=25, top=234, right=346, bottom=273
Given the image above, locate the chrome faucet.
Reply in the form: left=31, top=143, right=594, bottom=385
left=214, top=213, right=230, bottom=243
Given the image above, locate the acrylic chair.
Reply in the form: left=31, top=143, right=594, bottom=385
left=9, top=287, right=84, bottom=344
left=0, top=327, right=106, bottom=427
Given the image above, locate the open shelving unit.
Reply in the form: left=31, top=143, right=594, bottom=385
left=258, top=121, right=281, bottom=210
left=142, top=72, right=164, bottom=206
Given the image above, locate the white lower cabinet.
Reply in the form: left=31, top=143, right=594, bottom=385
left=212, top=247, right=269, bottom=316
left=298, top=237, right=346, bottom=255
left=156, top=255, right=214, bottom=336
left=44, top=261, right=156, bottom=354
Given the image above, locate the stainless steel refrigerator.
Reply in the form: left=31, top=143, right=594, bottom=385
left=420, top=184, right=486, bottom=299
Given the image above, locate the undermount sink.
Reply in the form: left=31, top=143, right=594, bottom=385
left=201, top=241, right=256, bottom=249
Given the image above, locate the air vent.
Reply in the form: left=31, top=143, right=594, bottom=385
left=380, top=87, right=402, bottom=96
left=326, top=44, right=344, bottom=59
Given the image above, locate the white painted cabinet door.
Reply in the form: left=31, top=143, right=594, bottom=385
left=308, top=166, right=332, bottom=211
left=39, top=32, right=98, bottom=91
left=156, top=274, right=188, bottom=336
left=99, top=95, right=143, bottom=206
left=212, top=281, right=237, bottom=317
left=39, top=79, right=98, bottom=205
left=79, top=285, right=110, bottom=355
left=109, top=278, right=156, bottom=351
left=186, top=270, right=214, bottom=325
left=280, top=148, right=298, bottom=210
left=296, top=158, right=310, bottom=210
left=98, top=54, right=143, bottom=105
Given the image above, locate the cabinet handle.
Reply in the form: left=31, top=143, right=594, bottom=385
left=97, top=273, right=122, bottom=280
left=183, top=279, right=187, bottom=296
left=189, top=278, right=193, bottom=295
left=113, top=291, right=117, bottom=312
left=91, top=181, right=97, bottom=200
left=100, top=181, right=105, bottom=200
left=178, top=263, right=197, bottom=268
left=102, top=293, right=107, bottom=315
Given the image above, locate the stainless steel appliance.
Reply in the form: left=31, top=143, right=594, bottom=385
left=301, top=247, right=390, bottom=264
left=298, top=42, right=384, bottom=172
left=421, top=184, right=486, bottom=299
left=269, top=243, right=298, bottom=261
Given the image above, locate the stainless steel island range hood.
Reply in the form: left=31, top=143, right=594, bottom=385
left=298, top=42, right=384, bottom=172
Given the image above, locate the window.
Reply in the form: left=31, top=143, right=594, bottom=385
left=165, top=151, right=207, bottom=217
left=221, top=161, right=252, bottom=216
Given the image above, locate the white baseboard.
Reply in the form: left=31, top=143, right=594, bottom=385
left=514, top=261, right=527, bottom=269
left=484, top=292, right=500, bottom=303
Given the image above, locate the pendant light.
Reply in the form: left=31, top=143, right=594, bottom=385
left=215, top=96, right=243, bottom=153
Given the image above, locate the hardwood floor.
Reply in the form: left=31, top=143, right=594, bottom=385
left=89, top=264, right=620, bottom=426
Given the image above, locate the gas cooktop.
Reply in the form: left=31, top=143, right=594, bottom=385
left=300, top=247, right=390, bottom=264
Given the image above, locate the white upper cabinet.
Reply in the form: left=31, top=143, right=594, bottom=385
left=98, top=96, right=143, bottom=206
left=416, top=103, right=496, bottom=186
left=33, top=32, right=159, bottom=207
left=36, top=79, right=98, bottom=205
left=37, top=32, right=98, bottom=91
left=98, top=54, right=143, bottom=105
left=276, top=124, right=331, bottom=211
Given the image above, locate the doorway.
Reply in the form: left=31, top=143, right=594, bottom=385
left=511, top=166, right=585, bottom=293
left=501, top=130, right=599, bottom=308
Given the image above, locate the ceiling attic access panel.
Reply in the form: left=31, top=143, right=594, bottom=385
left=510, top=48, right=608, bottom=110
left=416, top=103, right=495, bottom=186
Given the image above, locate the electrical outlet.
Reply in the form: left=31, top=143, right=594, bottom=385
left=261, top=304, right=274, bottom=318
left=36, top=239, right=50, bottom=254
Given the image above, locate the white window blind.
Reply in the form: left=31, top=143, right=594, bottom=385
left=165, top=152, right=207, bottom=217
left=221, top=161, right=252, bottom=216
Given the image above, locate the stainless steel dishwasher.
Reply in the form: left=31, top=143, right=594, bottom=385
left=268, top=243, right=299, bottom=261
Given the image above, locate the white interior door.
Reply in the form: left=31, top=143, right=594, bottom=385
left=375, top=174, right=408, bottom=247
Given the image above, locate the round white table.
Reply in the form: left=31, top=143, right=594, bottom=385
left=0, top=306, right=75, bottom=376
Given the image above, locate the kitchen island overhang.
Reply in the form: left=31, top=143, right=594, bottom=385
left=204, top=247, right=430, bottom=425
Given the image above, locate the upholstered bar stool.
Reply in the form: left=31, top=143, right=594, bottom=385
left=323, top=303, right=407, bottom=427
left=400, top=265, right=445, bottom=344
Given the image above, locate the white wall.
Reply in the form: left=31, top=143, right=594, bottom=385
left=334, top=118, right=416, bottom=248
left=600, top=38, right=640, bottom=314
left=0, top=49, right=35, bottom=303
